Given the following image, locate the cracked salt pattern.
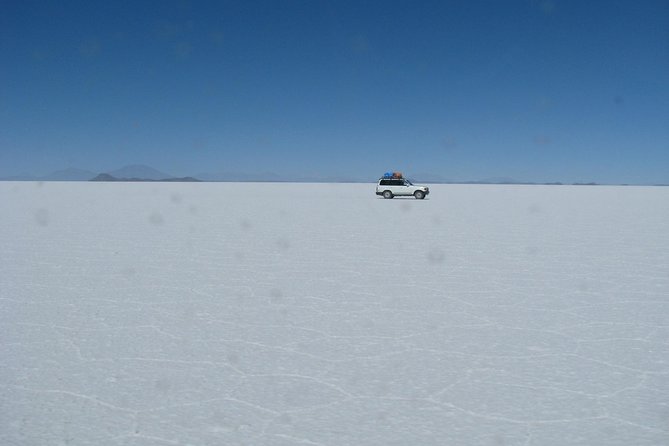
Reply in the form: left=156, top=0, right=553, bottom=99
left=1, top=182, right=668, bottom=445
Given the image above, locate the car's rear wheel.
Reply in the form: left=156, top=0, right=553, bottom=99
left=383, top=190, right=393, bottom=199
left=414, top=190, right=425, bottom=199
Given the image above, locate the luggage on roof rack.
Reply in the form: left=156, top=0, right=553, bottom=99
left=382, top=171, right=403, bottom=179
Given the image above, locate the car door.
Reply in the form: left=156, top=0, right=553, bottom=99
left=389, top=179, right=408, bottom=195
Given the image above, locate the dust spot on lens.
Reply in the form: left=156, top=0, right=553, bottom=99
left=427, top=248, right=445, bottom=264
left=577, top=280, right=589, bottom=292
left=362, top=317, right=375, bottom=329
left=226, top=351, right=240, bottom=364
left=441, top=137, right=458, bottom=150
left=149, top=211, right=164, bottom=225
left=189, top=205, right=197, bottom=214
left=79, top=38, right=101, bottom=58
left=493, top=433, right=507, bottom=445
left=538, top=0, right=555, bottom=15
left=270, top=288, right=283, bottom=304
left=240, top=219, right=252, bottom=230
left=170, top=193, right=182, bottom=203
left=525, top=246, right=539, bottom=255
left=400, top=201, right=411, bottom=212
left=120, top=267, right=137, bottom=277
left=209, top=30, right=224, bottom=45
left=276, top=238, right=290, bottom=250
left=191, top=138, right=207, bottom=150
left=154, top=378, right=172, bottom=393
left=175, top=41, right=191, bottom=58
left=528, top=203, right=542, bottom=214
left=35, top=208, right=49, bottom=226
left=533, top=136, right=551, bottom=145
left=235, top=287, right=252, bottom=300
left=277, top=413, right=292, bottom=425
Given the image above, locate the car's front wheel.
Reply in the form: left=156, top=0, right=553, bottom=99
left=382, top=190, right=393, bottom=199
left=414, top=190, right=425, bottom=199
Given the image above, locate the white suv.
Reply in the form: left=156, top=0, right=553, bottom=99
left=376, top=178, right=429, bottom=199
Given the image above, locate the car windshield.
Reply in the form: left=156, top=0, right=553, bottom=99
left=404, top=179, right=413, bottom=185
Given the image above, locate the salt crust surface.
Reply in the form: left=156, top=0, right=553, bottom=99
left=1, top=182, right=668, bottom=445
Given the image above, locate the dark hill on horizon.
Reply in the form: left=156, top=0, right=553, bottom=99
left=106, top=165, right=174, bottom=180
left=90, top=173, right=201, bottom=182
left=0, top=163, right=660, bottom=185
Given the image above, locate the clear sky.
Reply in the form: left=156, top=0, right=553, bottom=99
left=1, top=0, right=668, bottom=183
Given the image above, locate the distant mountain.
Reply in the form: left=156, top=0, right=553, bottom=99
left=469, top=177, right=520, bottom=184
left=0, top=165, right=649, bottom=185
left=90, top=173, right=117, bottom=182
left=196, top=171, right=369, bottom=183
left=0, top=164, right=185, bottom=181
left=409, top=173, right=455, bottom=183
left=0, top=168, right=96, bottom=181
left=107, top=165, right=173, bottom=180
left=42, top=168, right=97, bottom=181
left=0, top=173, right=37, bottom=181
left=196, top=171, right=290, bottom=182
left=405, top=175, right=525, bottom=184
left=90, top=173, right=200, bottom=182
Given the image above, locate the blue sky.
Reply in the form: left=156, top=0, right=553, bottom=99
left=1, top=0, right=667, bottom=183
